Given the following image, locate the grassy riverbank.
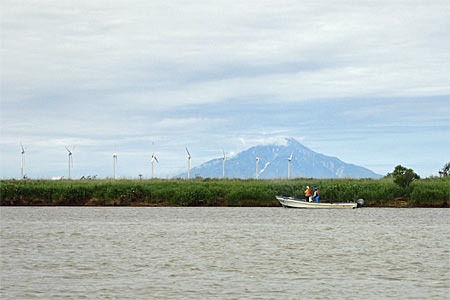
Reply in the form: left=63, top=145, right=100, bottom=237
left=0, top=178, right=448, bottom=207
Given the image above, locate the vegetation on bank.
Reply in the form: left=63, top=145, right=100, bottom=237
left=1, top=177, right=448, bottom=207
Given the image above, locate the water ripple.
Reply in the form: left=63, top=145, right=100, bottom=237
left=1, top=207, right=449, bottom=299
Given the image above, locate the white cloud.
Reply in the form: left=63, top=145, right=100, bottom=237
left=153, top=117, right=226, bottom=130
left=1, top=0, right=448, bottom=178
left=235, top=136, right=289, bottom=148
left=2, top=0, right=448, bottom=106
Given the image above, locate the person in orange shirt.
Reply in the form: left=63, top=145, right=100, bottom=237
left=304, top=186, right=311, bottom=202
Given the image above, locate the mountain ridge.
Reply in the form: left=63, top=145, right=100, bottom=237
left=177, top=138, right=381, bottom=179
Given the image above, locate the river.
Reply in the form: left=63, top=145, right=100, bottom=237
left=1, top=207, right=449, bottom=299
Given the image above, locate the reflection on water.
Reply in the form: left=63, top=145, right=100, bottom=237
left=1, top=207, right=449, bottom=299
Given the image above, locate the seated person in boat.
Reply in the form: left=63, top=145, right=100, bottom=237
left=304, top=186, right=311, bottom=202
left=313, top=187, right=319, bottom=203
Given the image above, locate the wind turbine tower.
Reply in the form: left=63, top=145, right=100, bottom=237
left=255, top=156, right=261, bottom=179
left=286, top=152, right=293, bottom=179
left=65, top=147, right=73, bottom=179
left=113, top=153, right=118, bottom=179
left=185, top=147, right=192, bottom=179
left=221, top=148, right=226, bottom=179
left=151, top=153, right=159, bottom=178
left=20, top=144, right=25, bottom=179
left=151, top=142, right=159, bottom=178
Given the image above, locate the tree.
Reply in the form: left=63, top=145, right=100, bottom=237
left=384, top=172, right=393, bottom=179
left=391, top=165, right=420, bottom=188
left=438, top=162, right=450, bottom=177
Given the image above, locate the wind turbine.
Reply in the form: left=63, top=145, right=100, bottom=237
left=20, top=143, right=25, bottom=179
left=151, top=154, right=159, bottom=178
left=221, top=148, right=226, bottom=179
left=256, top=156, right=261, bottom=179
left=185, top=147, right=192, bottom=179
left=65, top=147, right=74, bottom=179
left=286, top=152, right=293, bottom=179
left=151, top=142, right=159, bottom=178
left=113, top=153, right=118, bottom=179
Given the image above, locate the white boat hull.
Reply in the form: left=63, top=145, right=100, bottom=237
left=276, top=196, right=358, bottom=209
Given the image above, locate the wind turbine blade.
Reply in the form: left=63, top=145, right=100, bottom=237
left=222, top=148, right=226, bottom=159
left=155, top=156, right=159, bottom=163
left=65, top=146, right=71, bottom=153
left=185, top=147, right=191, bottom=158
left=21, top=143, right=25, bottom=153
left=289, top=152, right=293, bottom=161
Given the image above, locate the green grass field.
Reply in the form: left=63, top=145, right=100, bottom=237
left=1, top=177, right=448, bottom=207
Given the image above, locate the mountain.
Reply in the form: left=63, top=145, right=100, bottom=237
left=176, top=138, right=381, bottom=179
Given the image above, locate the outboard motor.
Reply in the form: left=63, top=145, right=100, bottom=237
left=357, top=198, right=364, bottom=208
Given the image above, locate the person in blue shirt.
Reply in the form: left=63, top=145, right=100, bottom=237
left=313, top=187, right=319, bottom=203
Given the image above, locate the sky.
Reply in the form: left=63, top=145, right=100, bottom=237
left=1, top=0, right=449, bottom=179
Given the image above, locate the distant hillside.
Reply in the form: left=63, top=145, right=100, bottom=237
left=177, top=138, right=381, bottom=179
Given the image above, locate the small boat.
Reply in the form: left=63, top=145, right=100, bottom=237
left=276, top=196, right=363, bottom=209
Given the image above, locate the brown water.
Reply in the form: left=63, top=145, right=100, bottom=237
left=1, top=207, right=449, bottom=299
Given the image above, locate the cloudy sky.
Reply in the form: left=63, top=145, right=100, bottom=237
left=1, top=0, right=449, bottom=179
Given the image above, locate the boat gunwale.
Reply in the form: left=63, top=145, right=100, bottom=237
left=276, top=195, right=358, bottom=208
left=276, top=195, right=357, bottom=205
